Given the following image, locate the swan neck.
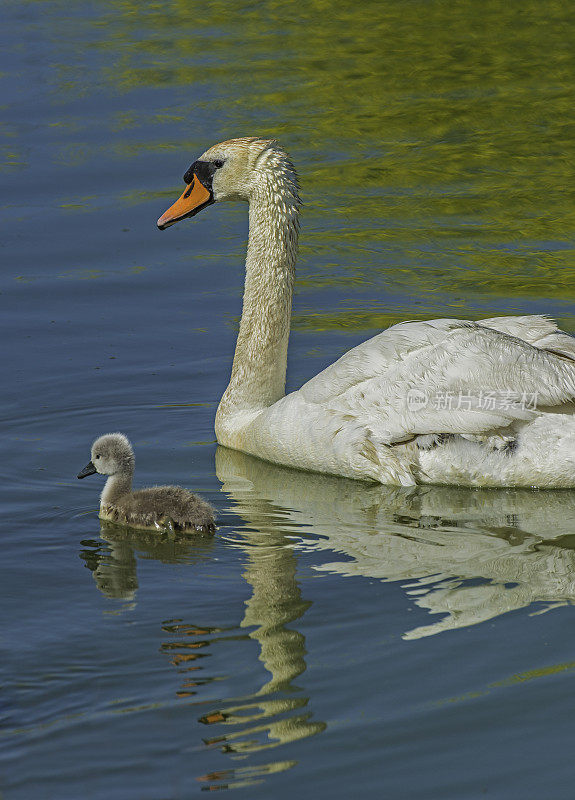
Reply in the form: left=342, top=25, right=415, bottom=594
left=217, top=186, right=299, bottom=421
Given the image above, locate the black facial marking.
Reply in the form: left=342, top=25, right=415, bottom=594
left=183, top=159, right=221, bottom=189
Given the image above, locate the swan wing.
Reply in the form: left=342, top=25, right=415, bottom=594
left=300, top=317, right=575, bottom=444
left=479, top=314, right=575, bottom=361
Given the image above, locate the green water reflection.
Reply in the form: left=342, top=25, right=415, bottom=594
left=7, top=0, right=575, bottom=325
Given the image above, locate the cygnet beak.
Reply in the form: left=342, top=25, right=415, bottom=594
left=77, top=461, right=97, bottom=479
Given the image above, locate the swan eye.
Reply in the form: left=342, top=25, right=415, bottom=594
left=95, top=455, right=100, bottom=460
left=213, top=159, right=224, bottom=169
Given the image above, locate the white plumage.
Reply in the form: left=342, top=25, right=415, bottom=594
left=158, top=137, right=575, bottom=487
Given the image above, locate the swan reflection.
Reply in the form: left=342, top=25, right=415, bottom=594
left=216, top=446, right=575, bottom=640
left=77, top=448, right=575, bottom=791
left=192, top=510, right=325, bottom=789
left=80, top=514, right=324, bottom=790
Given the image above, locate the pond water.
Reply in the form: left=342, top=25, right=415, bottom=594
left=2, top=1, right=575, bottom=797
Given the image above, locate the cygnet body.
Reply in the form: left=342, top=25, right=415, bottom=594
left=77, top=433, right=216, bottom=534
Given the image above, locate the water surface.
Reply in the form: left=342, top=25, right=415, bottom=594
left=2, top=1, right=575, bottom=797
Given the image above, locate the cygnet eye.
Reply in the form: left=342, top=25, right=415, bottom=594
left=213, top=159, right=224, bottom=169
left=95, top=455, right=100, bottom=459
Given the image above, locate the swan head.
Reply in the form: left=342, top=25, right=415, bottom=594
left=157, top=137, right=300, bottom=229
left=77, top=433, right=135, bottom=479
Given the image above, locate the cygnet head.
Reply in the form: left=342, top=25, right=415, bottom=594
left=157, top=136, right=300, bottom=229
left=77, top=433, right=135, bottom=479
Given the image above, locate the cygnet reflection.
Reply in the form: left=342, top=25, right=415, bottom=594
left=79, top=521, right=216, bottom=603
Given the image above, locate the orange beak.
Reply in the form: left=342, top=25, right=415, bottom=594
left=157, top=174, right=213, bottom=230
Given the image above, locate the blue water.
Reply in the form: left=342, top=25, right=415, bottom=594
left=2, top=1, right=575, bottom=797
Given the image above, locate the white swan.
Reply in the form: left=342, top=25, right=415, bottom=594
left=157, top=137, right=575, bottom=488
